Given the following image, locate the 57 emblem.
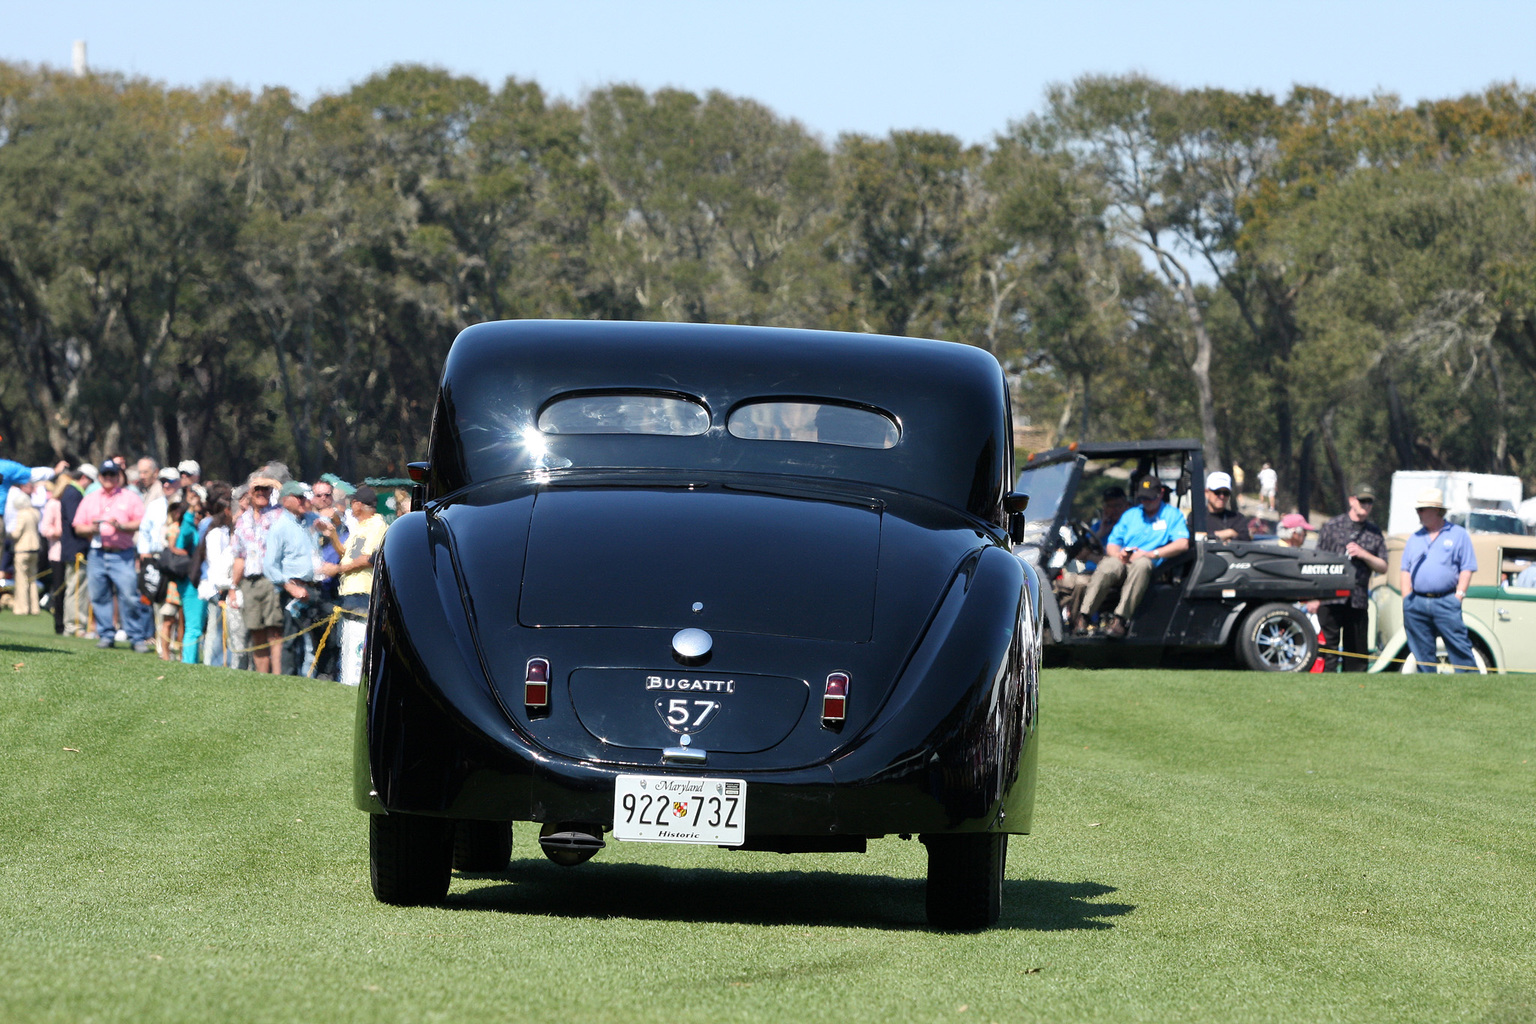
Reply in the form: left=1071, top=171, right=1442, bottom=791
left=655, top=697, right=721, bottom=733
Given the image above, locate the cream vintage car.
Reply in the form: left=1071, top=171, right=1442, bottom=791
left=1369, top=532, right=1536, bottom=673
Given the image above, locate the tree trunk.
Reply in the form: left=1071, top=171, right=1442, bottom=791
left=1078, top=370, right=1092, bottom=442
left=1274, top=390, right=1294, bottom=484
left=1319, top=406, right=1347, bottom=512
left=1051, top=384, right=1076, bottom=449
left=1296, top=432, right=1315, bottom=519
left=1489, top=348, right=1509, bottom=472
left=1147, top=241, right=1220, bottom=472
left=1386, top=377, right=1414, bottom=470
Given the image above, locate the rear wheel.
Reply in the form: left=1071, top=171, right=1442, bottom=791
left=922, top=832, right=1006, bottom=930
left=453, top=820, right=513, bottom=873
left=369, top=812, right=454, bottom=905
left=1237, top=603, right=1317, bottom=672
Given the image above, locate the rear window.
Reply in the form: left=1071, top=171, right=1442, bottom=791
left=538, top=393, right=710, bottom=436
left=727, top=400, right=899, bottom=450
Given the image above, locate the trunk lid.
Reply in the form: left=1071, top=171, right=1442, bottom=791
left=438, top=480, right=986, bottom=769
left=518, top=486, right=881, bottom=642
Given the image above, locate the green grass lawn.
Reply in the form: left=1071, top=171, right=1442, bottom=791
left=2, top=612, right=1533, bottom=1023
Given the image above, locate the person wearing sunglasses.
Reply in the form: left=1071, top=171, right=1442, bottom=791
left=1203, top=471, right=1250, bottom=542
left=1308, top=483, right=1388, bottom=672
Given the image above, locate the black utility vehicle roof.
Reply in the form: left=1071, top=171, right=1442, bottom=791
left=1021, top=439, right=1202, bottom=467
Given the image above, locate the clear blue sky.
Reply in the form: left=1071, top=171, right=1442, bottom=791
left=3, top=0, right=1532, bottom=144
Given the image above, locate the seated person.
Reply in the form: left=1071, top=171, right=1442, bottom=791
left=1513, top=564, right=1536, bottom=589
left=1054, top=486, right=1128, bottom=624
left=1203, top=471, right=1250, bottom=541
left=1275, top=513, right=1311, bottom=548
left=1077, top=476, right=1191, bottom=637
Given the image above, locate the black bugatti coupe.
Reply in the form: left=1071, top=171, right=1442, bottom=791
left=355, top=319, right=1042, bottom=929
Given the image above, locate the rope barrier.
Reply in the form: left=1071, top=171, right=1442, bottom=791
left=220, top=604, right=364, bottom=657
left=307, top=607, right=343, bottom=678
left=1317, top=645, right=1487, bottom=673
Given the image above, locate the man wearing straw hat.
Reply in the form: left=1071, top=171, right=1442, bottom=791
left=230, top=472, right=286, bottom=673
left=1400, top=487, right=1478, bottom=672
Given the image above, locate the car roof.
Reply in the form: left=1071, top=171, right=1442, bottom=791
left=1384, top=530, right=1536, bottom=586
left=430, top=320, right=1012, bottom=519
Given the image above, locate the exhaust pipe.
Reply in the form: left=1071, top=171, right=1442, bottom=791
left=538, top=822, right=605, bottom=867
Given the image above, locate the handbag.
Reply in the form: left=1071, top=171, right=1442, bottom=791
left=156, top=548, right=193, bottom=580
left=138, top=559, right=169, bottom=603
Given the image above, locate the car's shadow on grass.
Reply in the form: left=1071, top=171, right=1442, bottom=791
left=447, top=859, right=1132, bottom=931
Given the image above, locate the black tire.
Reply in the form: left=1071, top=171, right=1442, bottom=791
left=1236, top=603, right=1317, bottom=672
left=453, top=820, right=513, bottom=873
left=369, top=812, right=454, bottom=905
left=922, top=832, right=1007, bottom=930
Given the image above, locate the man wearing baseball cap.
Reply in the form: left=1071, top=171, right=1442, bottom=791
left=76, top=462, right=100, bottom=495
left=1204, top=471, right=1250, bottom=542
left=1400, top=487, right=1478, bottom=672
left=136, top=466, right=182, bottom=561
left=1310, top=483, right=1388, bottom=671
left=70, top=460, right=152, bottom=651
left=1077, top=475, right=1190, bottom=637
left=318, top=485, right=387, bottom=687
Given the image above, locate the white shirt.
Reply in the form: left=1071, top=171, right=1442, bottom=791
left=203, top=525, right=235, bottom=589
left=137, top=493, right=170, bottom=555
left=3, top=486, right=25, bottom=533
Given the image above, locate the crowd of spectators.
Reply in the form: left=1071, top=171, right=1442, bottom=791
left=2, top=455, right=400, bottom=688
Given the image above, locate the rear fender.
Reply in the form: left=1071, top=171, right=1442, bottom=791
left=830, top=545, right=1037, bottom=835
left=354, top=512, right=539, bottom=817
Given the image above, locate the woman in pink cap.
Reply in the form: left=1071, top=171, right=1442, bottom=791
left=1276, top=512, right=1313, bottom=548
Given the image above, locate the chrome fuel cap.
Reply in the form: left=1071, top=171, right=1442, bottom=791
left=672, top=627, right=713, bottom=665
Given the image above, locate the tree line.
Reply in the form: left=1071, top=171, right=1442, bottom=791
left=2, top=62, right=1533, bottom=513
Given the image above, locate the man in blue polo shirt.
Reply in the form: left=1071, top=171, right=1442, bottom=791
left=1078, top=476, right=1190, bottom=637
left=264, top=481, right=321, bottom=675
left=1400, top=487, right=1478, bottom=672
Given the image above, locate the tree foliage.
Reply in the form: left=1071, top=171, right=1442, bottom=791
left=2, top=63, right=1535, bottom=514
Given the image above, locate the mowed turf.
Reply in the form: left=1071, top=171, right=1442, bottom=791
left=2, top=613, right=1533, bottom=1024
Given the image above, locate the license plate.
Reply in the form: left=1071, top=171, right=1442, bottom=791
left=612, top=774, right=746, bottom=846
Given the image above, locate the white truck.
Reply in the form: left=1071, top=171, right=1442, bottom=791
left=1386, top=470, right=1526, bottom=536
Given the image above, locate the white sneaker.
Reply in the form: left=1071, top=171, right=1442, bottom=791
left=114, top=629, right=128, bottom=642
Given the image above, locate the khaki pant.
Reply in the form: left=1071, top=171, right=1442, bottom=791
left=64, top=557, right=89, bottom=634
left=238, top=576, right=284, bottom=631
left=1054, top=569, right=1092, bottom=623
left=11, top=551, right=40, bottom=614
left=1082, top=556, right=1155, bottom=621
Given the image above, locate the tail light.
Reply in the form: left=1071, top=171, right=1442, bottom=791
left=525, top=658, right=550, bottom=711
left=821, top=672, right=849, bottom=727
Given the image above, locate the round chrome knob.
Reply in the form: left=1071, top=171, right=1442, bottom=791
left=672, top=627, right=712, bottom=664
